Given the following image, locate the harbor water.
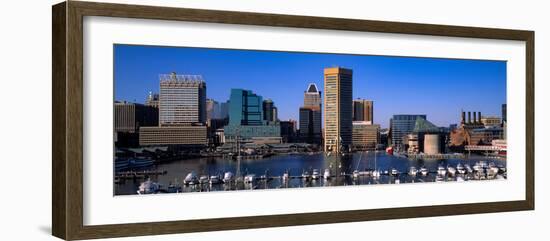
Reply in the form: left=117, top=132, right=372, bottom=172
left=114, top=152, right=506, bottom=195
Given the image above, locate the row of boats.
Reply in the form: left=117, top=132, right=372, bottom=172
left=137, top=161, right=505, bottom=194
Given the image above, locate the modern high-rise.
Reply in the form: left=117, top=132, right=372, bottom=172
left=352, top=99, right=373, bottom=123
left=299, top=83, right=322, bottom=143
left=304, top=83, right=322, bottom=107
left=159, top=72, right=206, bottom=126
left=390, top=114, right=426, bottom=149
left=323, top=67, right=353, bottom=153
left=206, top=98, right=220, bottom=120
left=225, top=89, right=281, bottom=144
left=262, top=99, right=277, bottom=122
left=220, top=101, right=230, bottom=119
left=502, top=104, right=507, bottom=123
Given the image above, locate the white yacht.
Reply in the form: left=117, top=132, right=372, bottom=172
left=199, top=175, right=209, bottom=185
left=419, top=166, right=429, bottom=176
left=183, top=172, right=198, bottom=185
left=447, top=165, right=457, bottom=176
left=408, top=166, right=418, bottom=177
left=209, top=175, right=222, bottom=185
left=244, top=174, right=256, bottom=183
left=302, top=170, right=311, bottom=179
left=137, top=179, right=159, bottom=194
left=312, top=169, right=320, bottom=179
left=282, top=171, right=290, bottom=181
left=465, top=164, right=473, bottom=174
left=390, top=168, right=399, bottom=176
left=437, top=165, right=447, bottom=176
left=457, top=163, right=466, bottom=174
left=223, top=172, right=234, bottom=183
left=372, top=169, right=381, bottom=179
left=323, top=169, right=331, bottom=180
left=353, top=170, right=360, bottom=179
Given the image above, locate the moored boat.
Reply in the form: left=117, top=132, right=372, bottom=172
left=137, top=179, right=159, bottom=194
left=420, top=166, right=429, bottom=176
left=408, top=166, right=418, bottom=177
left=223, top=172, right=234, bottom=183
left=183, top=172, right=198, bottom=185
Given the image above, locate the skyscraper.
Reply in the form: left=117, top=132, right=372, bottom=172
left=138, top=72, right=208, bottom=147
left=323, top=67, right=353, bottom=153
left=229, top=89, right=264, bottom=126
left=220, top=101, right=230, bottom=119
left=159, top=72, right=206, bottom=126
left=262, top=99, right=277, bottom=122
left=299, top=83, right=322, bottom=143
left=304, top=83, right=322, bottom=107
left=352, top=99, right=373, bottom=123
left=225, top=89, right=281, bottom=144
left=206, top=98, right=220, bottom=120
left=390, top=114, right=427, bottom=149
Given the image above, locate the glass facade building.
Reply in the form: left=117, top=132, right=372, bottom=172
left=225, top=89, right=280, bottom=143
left=390, top=114, right=426, bottom=149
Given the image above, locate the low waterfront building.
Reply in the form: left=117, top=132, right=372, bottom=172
left=352, top=122, right=379, bottom=151
left=405, top=117, right=446, bottom=154
left=468, top=126, right=504, bottom=145
left=390, top=114, right=426, bottom=150
left=480, top=116, right=501, bottom=127
left=139, top=125, right=207, bottom=146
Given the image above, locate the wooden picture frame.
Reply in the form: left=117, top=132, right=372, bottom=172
left=52, top=1, right=534, bottom=240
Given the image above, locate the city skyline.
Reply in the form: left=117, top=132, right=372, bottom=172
left=114, top=44, right=506, bottom=128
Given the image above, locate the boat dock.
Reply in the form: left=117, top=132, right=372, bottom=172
left=115, top=170, right=167, bottom=180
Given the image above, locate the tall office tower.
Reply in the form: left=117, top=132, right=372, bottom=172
left=299, top=83, right=322, bottom=144
left=262, top=99, right=277, bottom=122
left=304, top=83, right=322, bottom=107
left=352, top=99, right=373, bottom=123
left=206, top=98, right=220, bottom=120
left=323, top=67, right=353, bottom=153
left=159, top=72, right=206, bottom=126
left=220, top=101, right=230, bottom=119
left=502, top=104, right=507, bottom=123
left=390, top=114, right=427, bottom=149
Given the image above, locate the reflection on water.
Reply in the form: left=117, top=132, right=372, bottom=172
left=115, top=152, right=506, bottom=195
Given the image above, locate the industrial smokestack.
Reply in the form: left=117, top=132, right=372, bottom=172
left=473, top=112, right=477, bottom=124
left=461, top=111, right=465, bottom=124
left=478, top=112, right=482, bottom=123
left=468, top=112, right=471, bottom=124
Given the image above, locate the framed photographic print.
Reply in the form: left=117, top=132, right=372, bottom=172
left=52, top=1, right=534, bottom=240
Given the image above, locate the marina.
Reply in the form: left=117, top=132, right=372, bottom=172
left=115, top=152, right=506, bottom=195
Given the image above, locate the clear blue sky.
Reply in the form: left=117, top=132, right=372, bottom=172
left=114, top=44, right=506, bottom=128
